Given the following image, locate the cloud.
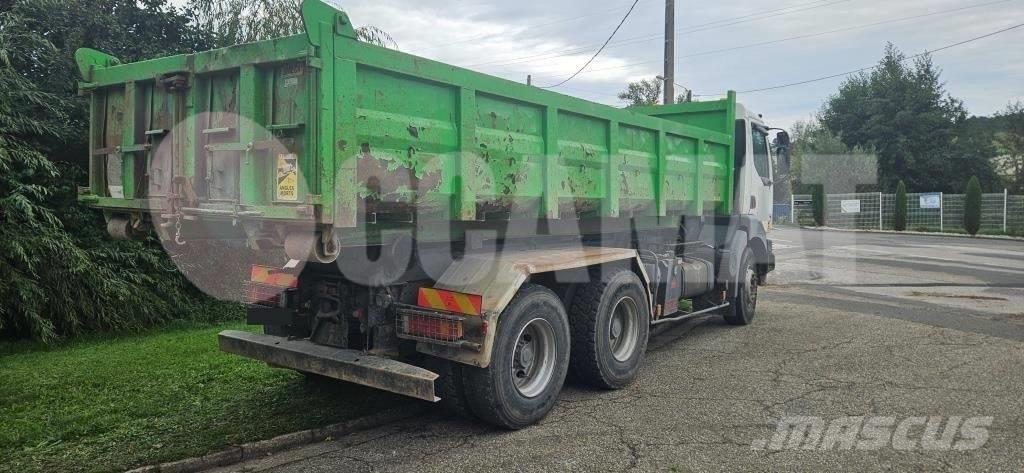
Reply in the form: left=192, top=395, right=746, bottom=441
left=189, top=0, right=1024, bottom=128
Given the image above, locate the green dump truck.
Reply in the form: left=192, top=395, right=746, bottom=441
left=77, top=0, right=789, bottom=429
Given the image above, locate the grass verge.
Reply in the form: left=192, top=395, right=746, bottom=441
left=0, top=321, right=408, bottom=473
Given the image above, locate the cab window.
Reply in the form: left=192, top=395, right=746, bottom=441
left=750, top=128, right=770, bottom=180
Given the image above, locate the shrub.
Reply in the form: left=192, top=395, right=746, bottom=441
left=811, top=184, right=826, bottom=226
left=963, top=176, right=982, bottom=236
left=0, top=9, right=239, bottom=343
left=894, top=181, right=907, bottom=231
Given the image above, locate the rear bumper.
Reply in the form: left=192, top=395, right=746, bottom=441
left=218, top=330, right=439, bottom=401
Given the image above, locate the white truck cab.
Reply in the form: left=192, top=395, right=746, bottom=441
left=735, top=104, right=790, bottom=230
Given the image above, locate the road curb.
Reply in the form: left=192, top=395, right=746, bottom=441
left=124, top=403, right=426, bottom=473
left=797, top=226, right=1024, bottom=242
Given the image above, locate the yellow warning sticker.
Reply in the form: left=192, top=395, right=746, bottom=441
left=276, top=154, right=298, bottom=201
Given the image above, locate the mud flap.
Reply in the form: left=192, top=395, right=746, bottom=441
left=218, top=330, right=439, bottom=401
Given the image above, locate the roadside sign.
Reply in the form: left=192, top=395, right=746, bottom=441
left=920, top=193, right=941, bottom=209
left=841, top=200, right=861, bottom=214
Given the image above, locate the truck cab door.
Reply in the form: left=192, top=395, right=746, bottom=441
left=735, top=119, right=774, bottom=227
left=749, top=125, right=774, bottom=227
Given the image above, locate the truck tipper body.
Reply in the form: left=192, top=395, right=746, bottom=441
left=77, top=0, right=788, bottom=428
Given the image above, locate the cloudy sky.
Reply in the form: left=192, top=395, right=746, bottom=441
left=317, top=0, right=1022, bottom=129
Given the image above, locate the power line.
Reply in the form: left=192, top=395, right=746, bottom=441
left=465, top=0, right=850, bottom=69
left=537, top=0, right=642, bottom=88
left=707, top=22, right=1024, bottom=96
left=521, top=0, right=1014, bottom=80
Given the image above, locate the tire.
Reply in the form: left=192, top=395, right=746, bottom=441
left=723, top=247, right=758, bottom=326
left=424, top=357, right=476, bottom=420
left=568, top=269, right=650, bottom=389
left=462, top=284, right=571, bottom=430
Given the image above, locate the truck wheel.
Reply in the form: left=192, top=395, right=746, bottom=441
left=424, top=357, right=476, bottom=420
left=569, top=269, right=650, bottom=389
left=723, top=247, right=758, bottom=326
left=462, top=284, right=570, bottom=429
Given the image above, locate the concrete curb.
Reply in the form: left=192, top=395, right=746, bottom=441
left=124, top=403, right=426, bottom=473
left=797, top=226, right=1024, bottom=242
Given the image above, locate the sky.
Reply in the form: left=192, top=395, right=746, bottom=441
left=173, top=0, right=1024, bottom=129
left=323, top=0, right=1024, bottom=130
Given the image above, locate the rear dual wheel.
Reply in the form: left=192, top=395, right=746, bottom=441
left=462, top=284, right=571, bottom=430
left=446, top=271, right=650, bottom=429
left=569, top=269, right=650, bottom=389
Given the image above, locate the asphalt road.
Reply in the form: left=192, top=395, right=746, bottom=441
left=214, top=228, right=1024, bottom=472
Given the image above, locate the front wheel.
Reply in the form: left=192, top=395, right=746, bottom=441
left=462, top=284, right=571, bottom=429
left=723, top=247, right=758, bottom=326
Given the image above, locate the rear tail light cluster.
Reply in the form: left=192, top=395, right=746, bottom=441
left=245, top=283, right=285, bottom=306
left=245, top=265, right=298, bottom=306
left=398, top=310, right=464, bottom=343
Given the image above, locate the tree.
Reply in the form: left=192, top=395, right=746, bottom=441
left=617, top=77, right=691, bottom=107
left=0, top=0, right=236, bottom=342
left=4, top=0, right=218, bottom=161
left=788, top=119, right=876, bottom=195
left=994, top=102, right=1024, bottom=193
left=820, top=44, right=997, bottom=192
left=811, top=184, right=825, bottom=226
left=964, top=176, right=982, bottom=236
left=618, top=78, right=662, bottom=107
left=189, top=0, right=397, bottom=48
left=894, top=180, right=907, bottom=231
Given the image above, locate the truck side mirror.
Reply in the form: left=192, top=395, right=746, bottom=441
left=776, top=130, right=791, bottom=148
left=774, top=131, right=791, bottom=179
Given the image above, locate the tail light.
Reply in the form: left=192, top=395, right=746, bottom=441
left=245, top=265, right=298, bottom=306
left=398, top=309, right=465, bottom=343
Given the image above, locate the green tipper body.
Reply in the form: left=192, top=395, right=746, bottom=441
left=77, top=0, right=737, bottom=244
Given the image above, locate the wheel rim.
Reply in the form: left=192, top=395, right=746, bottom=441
left=511, top=318, right=557, bottom=398
left=608, top=296, right=640, bottom=362
left=744, top=261, right=758, bottom=312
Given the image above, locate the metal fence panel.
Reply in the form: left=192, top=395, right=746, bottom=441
left=787, top=189, right=1021, bottom=236
left=942, top=194, right=965, bottom=232
left=905, top=192, right=943, bottom=232
left=825, top=192, right=881, bottom=230
left=1008, top=195, right=1024, bottom=235
left=980, top=193, right=1006, bottom=232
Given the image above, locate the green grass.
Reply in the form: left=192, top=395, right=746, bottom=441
left=0, top=321, right=407, bottom=473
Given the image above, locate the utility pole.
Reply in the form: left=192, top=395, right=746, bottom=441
left=663, top=0, right=675, bottom=105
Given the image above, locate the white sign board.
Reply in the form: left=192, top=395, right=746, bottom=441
left=919, top=193, right=941, bottom=209
left=840, top=200, right=861, bottom=214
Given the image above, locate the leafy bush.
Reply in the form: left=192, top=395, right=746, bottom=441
left=811, top=184, right=826, bottom=226
left=963, top=176, right=982, bottom=236
left=0, top=4, right=239, bottom=343
left=894, top=180, right=907, bottom=231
